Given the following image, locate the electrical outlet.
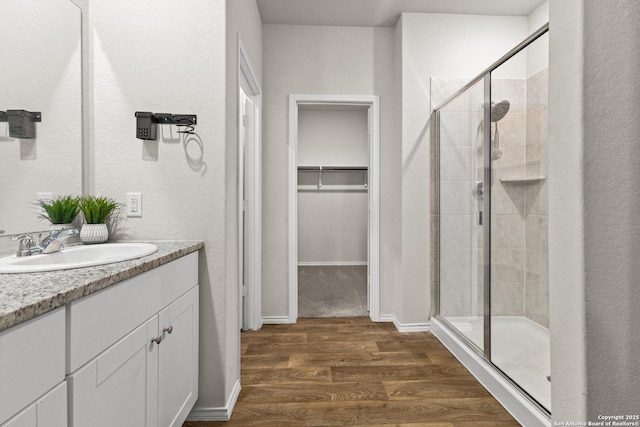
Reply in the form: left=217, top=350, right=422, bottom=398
left=126, top=193, right=142, bottom=217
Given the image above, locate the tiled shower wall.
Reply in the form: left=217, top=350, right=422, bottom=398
left=524, top=68, right=549, bottom=327
left=431, top=69, right=549, bottom=328
left=491, top=78, right=528, bottom=318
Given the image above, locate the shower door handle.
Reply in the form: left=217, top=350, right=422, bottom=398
left=478, top=211, right=484, bottom=225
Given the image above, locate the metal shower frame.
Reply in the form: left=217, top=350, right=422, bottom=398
left=431, top=22, right=550, bottom=412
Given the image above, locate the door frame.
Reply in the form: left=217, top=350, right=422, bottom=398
left=288, top=94, right=381, bottom=322
left=238, top=38, right=262, bottom=331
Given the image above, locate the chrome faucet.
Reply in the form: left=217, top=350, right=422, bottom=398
left=12, top=233, right=43, bottom=257
left=40, top=229, right=80, bottom=254
left=12, top=229, right=79, bottom=257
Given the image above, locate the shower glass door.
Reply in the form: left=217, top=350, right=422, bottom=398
left=434, top=25, right=550, bottom=416
left=437, top=78, right=486, bottom=351
left=489, top=32, right=550, bottom=412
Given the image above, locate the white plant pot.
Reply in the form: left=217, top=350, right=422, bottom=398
left=80, top=223, right=109, bottom=244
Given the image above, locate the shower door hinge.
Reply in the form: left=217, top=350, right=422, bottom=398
left=242, top=200, right=248, bottom=211
left=479, top=211, right=484, bottom=225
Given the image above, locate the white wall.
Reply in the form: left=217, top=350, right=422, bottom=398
left=87, top=0, right=236, bottom=414
left=262, top=24, right=397, bottom=318
left=527, top=0, right=549, bottom=77
left=297, top=108, right=368, bottom=264
left=298, top=108, right=368, bottom=166
left=262, top=16, right=529, bottom=325
left=399, top=13, right=528, bottom=325
left=549, top=0, right=640, bottom=421
left=582, top=0, right=640, bottom=416
left=0, top=0, right=82, bottom=246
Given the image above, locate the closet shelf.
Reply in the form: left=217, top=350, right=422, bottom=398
left=500, top=176, right=546, bottom=184
left=297, top=184, right=367, bottom=192
left=298, top=165, right=369, bottom=190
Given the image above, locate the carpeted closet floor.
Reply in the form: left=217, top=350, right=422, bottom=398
left=298, top=265, right=368, bottom=317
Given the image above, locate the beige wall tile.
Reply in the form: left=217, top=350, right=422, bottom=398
left=524, top=180, right=548, bottom=215
left=492, top=248, right=525, bottom=282
left=525, top=279, right=549, bottom=328
left=525, top=249, right=548, bottom=287
left=493, top=182, right=526, bottom=215
left=440, top=248, right=472, bottom=284
left=440, top=180, right=474, bottom=215
left=492, top=214, right=526, bottom=249
left=526, top=106, right=548, bottom=146
left=495, top=113, right=526, bottom=147
left=491, top=78, right=526, bottom=114
left=440, top=146, right=474, bottom=181
left=440, top=214, right=474, bottom=249
left=491, top=281, right=525, bottom=316
left=526, top=214, right=548, bottom=252
left=526, top=68, right=548, bottom=112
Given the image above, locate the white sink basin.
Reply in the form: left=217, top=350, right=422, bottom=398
left=0, top=243, right=158, bottom=274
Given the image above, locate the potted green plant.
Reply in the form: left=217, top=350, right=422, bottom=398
left=78, top=196, right=121, bottom=244
left=38, top=195, right=80, bottom=230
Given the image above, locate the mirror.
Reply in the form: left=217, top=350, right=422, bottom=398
left=0, top=0, right=82, bottom=241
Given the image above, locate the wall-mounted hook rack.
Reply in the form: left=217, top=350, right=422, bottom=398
left=0, top=110, right=42, bottom=139
left=134, top=111, right=198, bottom=140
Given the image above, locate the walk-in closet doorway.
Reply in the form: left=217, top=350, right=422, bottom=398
left=288, top=94, right=380, bottom=322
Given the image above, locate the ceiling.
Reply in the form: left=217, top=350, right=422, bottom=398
left=256, top=0, right=546, bottom=27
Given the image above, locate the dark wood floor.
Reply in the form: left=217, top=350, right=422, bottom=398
left=184, top=318, right=520, bottom=427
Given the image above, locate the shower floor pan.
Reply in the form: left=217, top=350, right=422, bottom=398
left=432, top=316, right=551, bottom=426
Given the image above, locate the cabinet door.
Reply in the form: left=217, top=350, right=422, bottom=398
left=1, top=406, right=35, bottom=427
left=1, top=382, right=66, bottom=427
left=0, top=308, right=65, bottom=425
left=35, top=382, right=66, bottom=427
left=158, top=286, right=199, bottom=427
left=68, top=316, right=159, bottom=427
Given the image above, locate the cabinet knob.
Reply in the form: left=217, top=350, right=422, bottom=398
left=151, top=336, right=162, bottom=345
left=163, top=326, right=173, bottom=334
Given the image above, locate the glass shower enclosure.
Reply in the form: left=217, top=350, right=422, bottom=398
left=431, top=24, right=550, bottom=415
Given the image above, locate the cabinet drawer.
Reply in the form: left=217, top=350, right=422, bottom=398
left=67, top=252, right=197, bottom=373
left=0, top=309, right=65, bottom=425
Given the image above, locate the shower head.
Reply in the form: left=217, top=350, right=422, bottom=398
left=491, top=100, right=510, bottom=122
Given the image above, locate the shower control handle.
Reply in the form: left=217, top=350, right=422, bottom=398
left=472, top=181, right=484, bottom=200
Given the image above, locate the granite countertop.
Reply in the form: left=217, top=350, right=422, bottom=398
left=0, top=240, right=204, bottom=333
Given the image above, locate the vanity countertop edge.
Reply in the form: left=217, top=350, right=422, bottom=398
left=0, top=240, right=204, bottom=333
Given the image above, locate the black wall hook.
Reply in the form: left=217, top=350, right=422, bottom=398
left=135, top=111, right=197, bottom=140
left=0, top=110, right=42, bottom=139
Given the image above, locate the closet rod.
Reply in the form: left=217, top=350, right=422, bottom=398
left=297, top=165, right=368, bottom=171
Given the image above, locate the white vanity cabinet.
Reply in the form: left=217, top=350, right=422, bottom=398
left=1, top=383, right=67, bottom=427
left=66, top=252, right=199, bottom=427
left=0, top=308, right=66, bottom=427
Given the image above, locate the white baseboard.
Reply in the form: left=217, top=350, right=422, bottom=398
left=392, top=315, right=431, bottom=332
left=186, top=379, right=241, bottom=421
left=262, top=315, right=295, bottom=324
left=431, top=318, right=551, bottom=427
left=297, top=261, right=368, bottom=266
left=378, top=314, right=394, bottom=323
